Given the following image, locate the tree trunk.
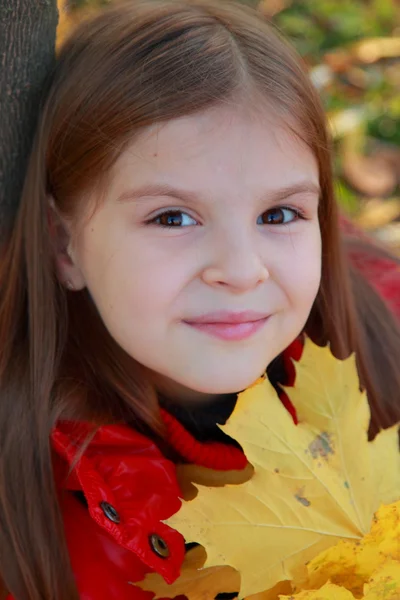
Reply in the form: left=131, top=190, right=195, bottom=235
left=0, top=0, right=58, bottom=234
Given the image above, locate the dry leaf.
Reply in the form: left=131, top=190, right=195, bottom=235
left=164, top=339, right=400, bottom=598
left=280, top=582, right=356, bottom=599
left=355, top=198, right=400, bottom=231
left=297, top=501, right=400, bottom=596
left=136, top=545, right=240, bottom=600
left=352, top=37, right=400, bottom=64
left=328, top=108, right=366, bottom=139
left=175, top=462, right=255, bottom=502
left=362, top=561, right=400, bottom=600
left=137, top=543, right=293, bottom=600
left=342, top=146, right=397, bottom=197
left=281, top=558, right=400, bottom=600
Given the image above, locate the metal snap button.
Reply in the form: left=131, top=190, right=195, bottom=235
left=100, top=501, right=120, bottom=524
left=149, top=533, right=170, bottom=558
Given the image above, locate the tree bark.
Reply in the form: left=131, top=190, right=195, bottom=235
left=0, top=0, right=58, bottom=234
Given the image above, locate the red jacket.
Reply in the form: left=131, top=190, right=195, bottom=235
left=6, top=241, right=400, bottom=600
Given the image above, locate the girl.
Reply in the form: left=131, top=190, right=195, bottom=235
left=0, top=0, right=399, bottom=598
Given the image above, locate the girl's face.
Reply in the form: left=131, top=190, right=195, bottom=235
left=61, top=105, right=321, bottom=403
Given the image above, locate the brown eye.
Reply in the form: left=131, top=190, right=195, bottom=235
left=152, top=210, right=196, bottom=227
left=257, top=207, right=298, bottom=225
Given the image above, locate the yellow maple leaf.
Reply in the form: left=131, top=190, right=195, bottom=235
left=135, top=545, right=240, bottom=599
left=280, top=581, right=356, bottom=599
left=362, top=560, right=400, bottom=599
left=136, top=543, right=293, bottom=600
left=281, top=558, right=400, bottom=600
left=297, top=501, right=400, bottom=596
left=137, top=462, right=293, bottom=599
left=164, top=339, right=400, bottom=598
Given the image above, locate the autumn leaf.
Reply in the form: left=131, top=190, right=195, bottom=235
left=164, top=339, right=400, bottom=598
left=136, top=532, right=293, bottom=600
left=362, top=561, right=400, bottom=600
left=280, top=582, right=355, bottom=600
left=281, top=557, right=400, bottom=600
left=136, top=545, right=240, bottom=599
left=296, top=500, right=400, bottom=596
left=136, top=462, right=293, bottom=599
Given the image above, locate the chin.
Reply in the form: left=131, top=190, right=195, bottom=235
left=186, top=371, right=265, bottom=396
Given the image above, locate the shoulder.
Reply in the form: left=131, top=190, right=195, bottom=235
left=51, top=421, right=185, bottom=598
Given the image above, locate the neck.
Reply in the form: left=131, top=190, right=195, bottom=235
left=155, top=376, right=226, bottom=407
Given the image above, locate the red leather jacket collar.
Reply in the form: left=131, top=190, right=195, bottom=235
left=52, top=421, right=185, bottom=584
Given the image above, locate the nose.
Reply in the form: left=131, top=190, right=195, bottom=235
left=201, top=229, right=269, bottom=293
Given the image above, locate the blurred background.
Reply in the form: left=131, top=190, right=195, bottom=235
left=57, top=0, right=400, bottom=253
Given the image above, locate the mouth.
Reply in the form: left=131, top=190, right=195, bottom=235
left=183, top=311, right=270, bottom=342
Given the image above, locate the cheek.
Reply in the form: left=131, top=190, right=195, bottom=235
left=90, top=239, right=193, bottom=319
left=272, top=228, right=322, bottom=308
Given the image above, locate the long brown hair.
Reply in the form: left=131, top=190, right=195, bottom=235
left=0, top=0, right=399, bottom=597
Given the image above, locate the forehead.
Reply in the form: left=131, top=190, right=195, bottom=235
left=109, top=104, right=319, bottom=196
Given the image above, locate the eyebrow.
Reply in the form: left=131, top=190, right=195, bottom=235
left=116, top=181, right=321, bottom=204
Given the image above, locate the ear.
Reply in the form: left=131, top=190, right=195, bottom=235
left=47, top=196, right=86, bottom=291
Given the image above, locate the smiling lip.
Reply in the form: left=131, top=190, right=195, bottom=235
left=183, top=311, right=270, bottom=341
